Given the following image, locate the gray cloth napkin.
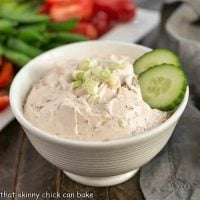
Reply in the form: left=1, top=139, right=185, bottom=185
left=140, top=1, right=200, bottom=199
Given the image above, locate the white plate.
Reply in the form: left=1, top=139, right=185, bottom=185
left=100, top=8, right=160, bottom=42
left=0, top=8, right=160, bottom=131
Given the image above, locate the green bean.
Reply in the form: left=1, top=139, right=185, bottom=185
left=0, top=12, right=49, bottom=24
left=14, top=2, right=39, bottom=14
left=0, top=35, right=6, bottom=43
left=17, top=28, right=44, bottom=43
left=0, top=45, right=4, bottom=56
left=43, top=33, right=88, bottom=50
left=19, top=24, right=47, bottom=32
left=0, top=1, right=34, bottom=14
left=47, top=18, right=79, bottom=32
left=42, top=42, right=64, bottom=50
left=49, top=32, right=89, bottom=44
left=0, top=19, right=15, bottom=34
left=7, top=38, right=42, bottom=58
left=3, top=48, right=31, bottom=67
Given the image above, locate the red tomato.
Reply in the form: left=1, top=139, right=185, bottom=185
left=117, top=0, right=136, bottom=21
left=0, top=94, right=9, bottom=111
left=49, top=0, right=94, bottom=22
left=73, top=22, right=98, bottom=39
left=0, top=59, right=14, bottom=88
left=94, top=0, right=136, bottom=22
left=0, top=57, right=3, bottom=66
left=39, top=4, right=50, bottom=14
left=46, top=0, right=79, bottom=5
left=91, top=11, right=113, bottom=36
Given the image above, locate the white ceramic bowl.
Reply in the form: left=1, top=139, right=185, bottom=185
left=10, top=41, right=189, bottom=187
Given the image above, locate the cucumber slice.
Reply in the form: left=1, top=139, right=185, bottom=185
left=138, top=64, right=187, bottom=111
left=134, top=48, right=181, bottom=75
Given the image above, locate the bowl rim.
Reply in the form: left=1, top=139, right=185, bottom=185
left=10, top=41, right=189, bottom=148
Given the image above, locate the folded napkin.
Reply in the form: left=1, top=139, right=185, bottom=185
left=140, top=1, right=200, bottom=199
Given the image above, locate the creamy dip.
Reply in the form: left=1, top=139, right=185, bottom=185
left=24, top=55, right=169, bottom=142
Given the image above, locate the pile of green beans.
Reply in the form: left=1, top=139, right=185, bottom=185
left=0, top=1, right=88, bottom=67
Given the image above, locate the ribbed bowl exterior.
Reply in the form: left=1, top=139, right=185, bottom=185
left=23, top=123, right=176, bottom=177
left=10, top=41, right=189, bottom=178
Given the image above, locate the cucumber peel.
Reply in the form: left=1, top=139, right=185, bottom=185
left=134, top=48, right=181, bottom=75
left=138, top=64, right=187, bottom=111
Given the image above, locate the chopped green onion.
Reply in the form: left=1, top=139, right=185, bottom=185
left=72, top=70, right=84, bottom=80
left=98, top=69, right=111, bottom=81
left=109, top=75, right=118, bottom=87
left=71, top=58, right=123, bottom=95
left=91, top=66, right=102, bottom=76
left=72, top=80, right=83, bottom=88
left=108, top=62, right=124, bottom=71
left=78, top=59, right=98, bottom=71
left=90, top=94, right=100, bottom=104
left=84, top=79, right=99, bottom=95
left=83, top=70, right=93, bottom=81
left=78, top=60, right=91, bottom=71
left=118, top=119, right=128, bottom=128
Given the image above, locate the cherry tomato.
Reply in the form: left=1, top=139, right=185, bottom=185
left=49, top=0, right=94, bottom=22
left=0, top=56, right=3, bottom=66
left=90, top=11, right=113, bottom=36
left=0, top=58, right=14, bottom=88
left=0, top=57, right=12, bottom=111
left=117, top=0, right=136, bottom=21
left=94, top=0, right=136, bottom=22
left=0, top=93, right=9, bottom=111
left=73, top=22, right=98, bottom=39
left=45, top=0, right=79, bottom=5
left=39, top=4, right=50, bottom=14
